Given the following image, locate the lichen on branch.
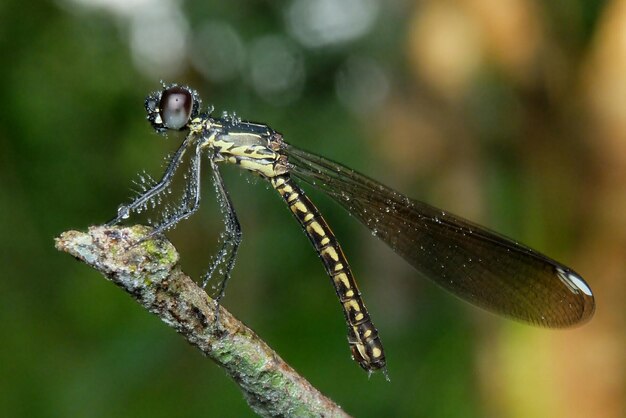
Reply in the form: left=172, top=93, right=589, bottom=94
left=55, top=225, right=349, bottom=418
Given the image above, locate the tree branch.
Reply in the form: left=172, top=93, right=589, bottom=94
left=55, top=225, right=350, bottom=418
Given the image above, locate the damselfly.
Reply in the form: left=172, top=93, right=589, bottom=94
left=108, top=84, right=595, bottom=374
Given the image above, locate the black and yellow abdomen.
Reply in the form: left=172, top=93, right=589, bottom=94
left=271, top=174, right=386, bottom=372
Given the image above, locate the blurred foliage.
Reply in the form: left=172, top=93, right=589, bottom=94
left=1, top=0, right=623, bottom=417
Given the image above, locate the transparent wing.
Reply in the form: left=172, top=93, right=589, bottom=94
left=283, top=143, right=595, bottom=327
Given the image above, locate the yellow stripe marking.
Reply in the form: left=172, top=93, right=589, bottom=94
left=372, top=347, right=382, bottom=358
left=345, top=300, right=361, bottom=312
left=307, top=221, right=326, bottom=237
left=291, top=201, right=308, bottom=214
left=287, top=192, right=299, bottom=203
left=356, top=344, right=368, bottom=358
left=322, top=246, right=339, bottom=261
left=358, top=344, right=370, bottom=361
left=345, top=289, right=354, bottom=298
left=334, top=273, right=351, bottom=289
left=304, top=213, right=314, bottom=222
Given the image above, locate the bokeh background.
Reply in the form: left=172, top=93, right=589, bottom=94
left=1, top=0, right=623, bottom=417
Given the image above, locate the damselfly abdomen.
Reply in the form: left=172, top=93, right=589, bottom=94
left=108, top=84, right=595, bottom=374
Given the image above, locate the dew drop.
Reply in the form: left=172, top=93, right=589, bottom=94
left=117, top=205, right=131, bottom=219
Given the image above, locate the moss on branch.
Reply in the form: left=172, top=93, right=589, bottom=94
left=55, top=225, right=349, bottom=418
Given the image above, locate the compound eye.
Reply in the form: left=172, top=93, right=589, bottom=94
left=160, top=86, right=193, bottom=130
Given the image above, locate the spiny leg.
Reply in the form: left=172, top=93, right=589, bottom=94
left=200, top=159, right=242, bottom=324
left=143, top=141, right=204, bottom=241
left=202, top=159, right=242, bottom=303
left=202, top=239, right=232, bottom=290
left=107, top=136, right=193, bottom=226
left=202, top=237, right=239, bottom=299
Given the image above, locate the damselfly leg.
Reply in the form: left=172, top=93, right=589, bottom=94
left=202, top=158, right=242, bottom=307
left=107, top=136, right=192, bottom=226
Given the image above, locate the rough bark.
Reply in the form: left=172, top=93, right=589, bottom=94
left=55, top=225, right=349, bottom=418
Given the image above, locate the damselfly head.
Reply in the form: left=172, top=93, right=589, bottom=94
left=145, top=84, right=201, bottom=134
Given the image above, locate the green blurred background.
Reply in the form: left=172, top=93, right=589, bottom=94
left=1, top=0, right=623, bottom=417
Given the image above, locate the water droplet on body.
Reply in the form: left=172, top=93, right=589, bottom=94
left=117, top=205, right=131, bottom=219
